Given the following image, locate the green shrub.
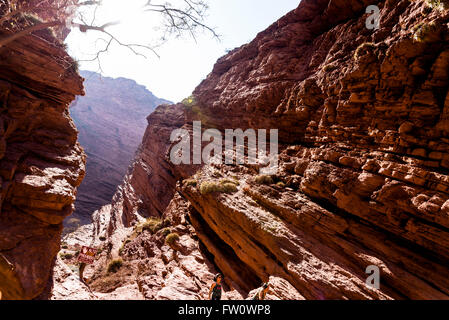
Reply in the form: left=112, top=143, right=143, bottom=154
left=211, top=170, right=223, bottom=178
left=221, top=183, right=238, bottom=193
left=69, top=60, right=80, bottom=74
left=60, top=252, right=73, bottom=260
left=200, top=179, right=239, bottom=194
left=161, top=228, right=171, bottom=237
left=322, top=64, right=337, bottom=72
left=182, top=95, right=197, bottom=107
left=183, top=179, right=197, bottom=187
left=200, top=181, right=222, bottom=194
left=354, top=42, right=376, bottom=60
left=135, top=217, right=171, bottom=235
left=107, top=259, right=123, bottom=273
left=165, top=233, right=180, bottom=245
left=60, top=42, right=69, bottom=51
left=162, top=218, right=171, bottom=227
left=140, top=217, right=164, bottom=234
left=426, top=0, right=449, bottom=10
left=276, top=182, right=286, bottom=188
left=220, top=178, right=240, bottom=186
left=413, top=22, right=440, bottom=42
left=255, top=175, right=274, bottom=185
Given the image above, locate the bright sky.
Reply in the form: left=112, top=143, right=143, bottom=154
left=66, top=0, right=300, bottom=103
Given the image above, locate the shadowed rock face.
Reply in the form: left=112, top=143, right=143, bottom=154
left=0, top=32, right=85, bottom=299
left=59, top=0, right=449, bottom=300
left=69, top=71, right=170, bottom=226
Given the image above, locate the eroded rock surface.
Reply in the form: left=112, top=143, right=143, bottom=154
left=0, top=28, right=85, bottom=299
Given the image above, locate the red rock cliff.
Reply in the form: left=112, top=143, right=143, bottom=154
left=0, top=25, right=85, bottom=298
left=73, top=0, right=449, bottom=300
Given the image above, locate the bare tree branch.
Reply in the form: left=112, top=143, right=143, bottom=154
left=71, top=22, right=160, bottom=58
left=0, top=20, right=61, bottom=47
left=144, top=1, right=219, bottom=39
left=0, top=0, right=218, bottom=70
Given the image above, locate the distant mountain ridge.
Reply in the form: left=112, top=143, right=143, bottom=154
left=69, top=70, right=171, bottom=225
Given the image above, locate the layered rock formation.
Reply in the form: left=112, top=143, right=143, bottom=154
left=62, top=0, right=449, bottom=300
left=69, top=71, right=170, bottom=225
left=0, top=30, right=85, bottom=299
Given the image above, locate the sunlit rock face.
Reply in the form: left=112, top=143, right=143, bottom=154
left=0, top=31, right=85, bottom=299
left=69, top=71, right=170, bottom=226
left=62, top=0, right=449, bottom=300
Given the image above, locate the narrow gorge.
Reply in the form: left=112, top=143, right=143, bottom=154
left=69, top=70, right=170, bottom=227
left=3, top=0, right=449, bottom=300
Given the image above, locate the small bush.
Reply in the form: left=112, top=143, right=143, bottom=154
left=255, top=175, right=274, bottom=185
left=69, top=60, right=80, bottom=74
left=354, top=42, right=376, bottom=60
left=221, top=183, right=238, bottom=193
left=211, top=170, right=223, bottom=178
left=183, top=179, right=197, bottom=187
left=60, top=42, right=69, bottom=51
left=276, top=182, right=286, bottom=188
left=322, top=64, right=337, bottom=72
left=426, top=0, right=449, bottom=10
left=60, top=252, right=73, bottom=260
left=161, top=228, right=171, bottom=237
left=162, top=218, right=171, bottom=227
left=220, top=178, right=240, bottom=186
left=107, top=259, right=123, bottom=273
left=423, top=4, right=433, bottom=15
left=413, top=22, right=440, bottom=42
left=182, top=95, right=197, bottom=107
left=200, top=179, right=239, bottom=194
left=200, top=181, right=222, bottom=194
left=141, top=218, right=164, bottom=234
left=99, top=236, right=107, bottom=242
left=165, top=233, right=180, bottom=245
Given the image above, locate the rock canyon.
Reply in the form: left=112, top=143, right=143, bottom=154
left=3, top=0, right=449, bottom=300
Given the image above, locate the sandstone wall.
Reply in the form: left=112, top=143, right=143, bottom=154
left=0, top=31, right=85, bottom=299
